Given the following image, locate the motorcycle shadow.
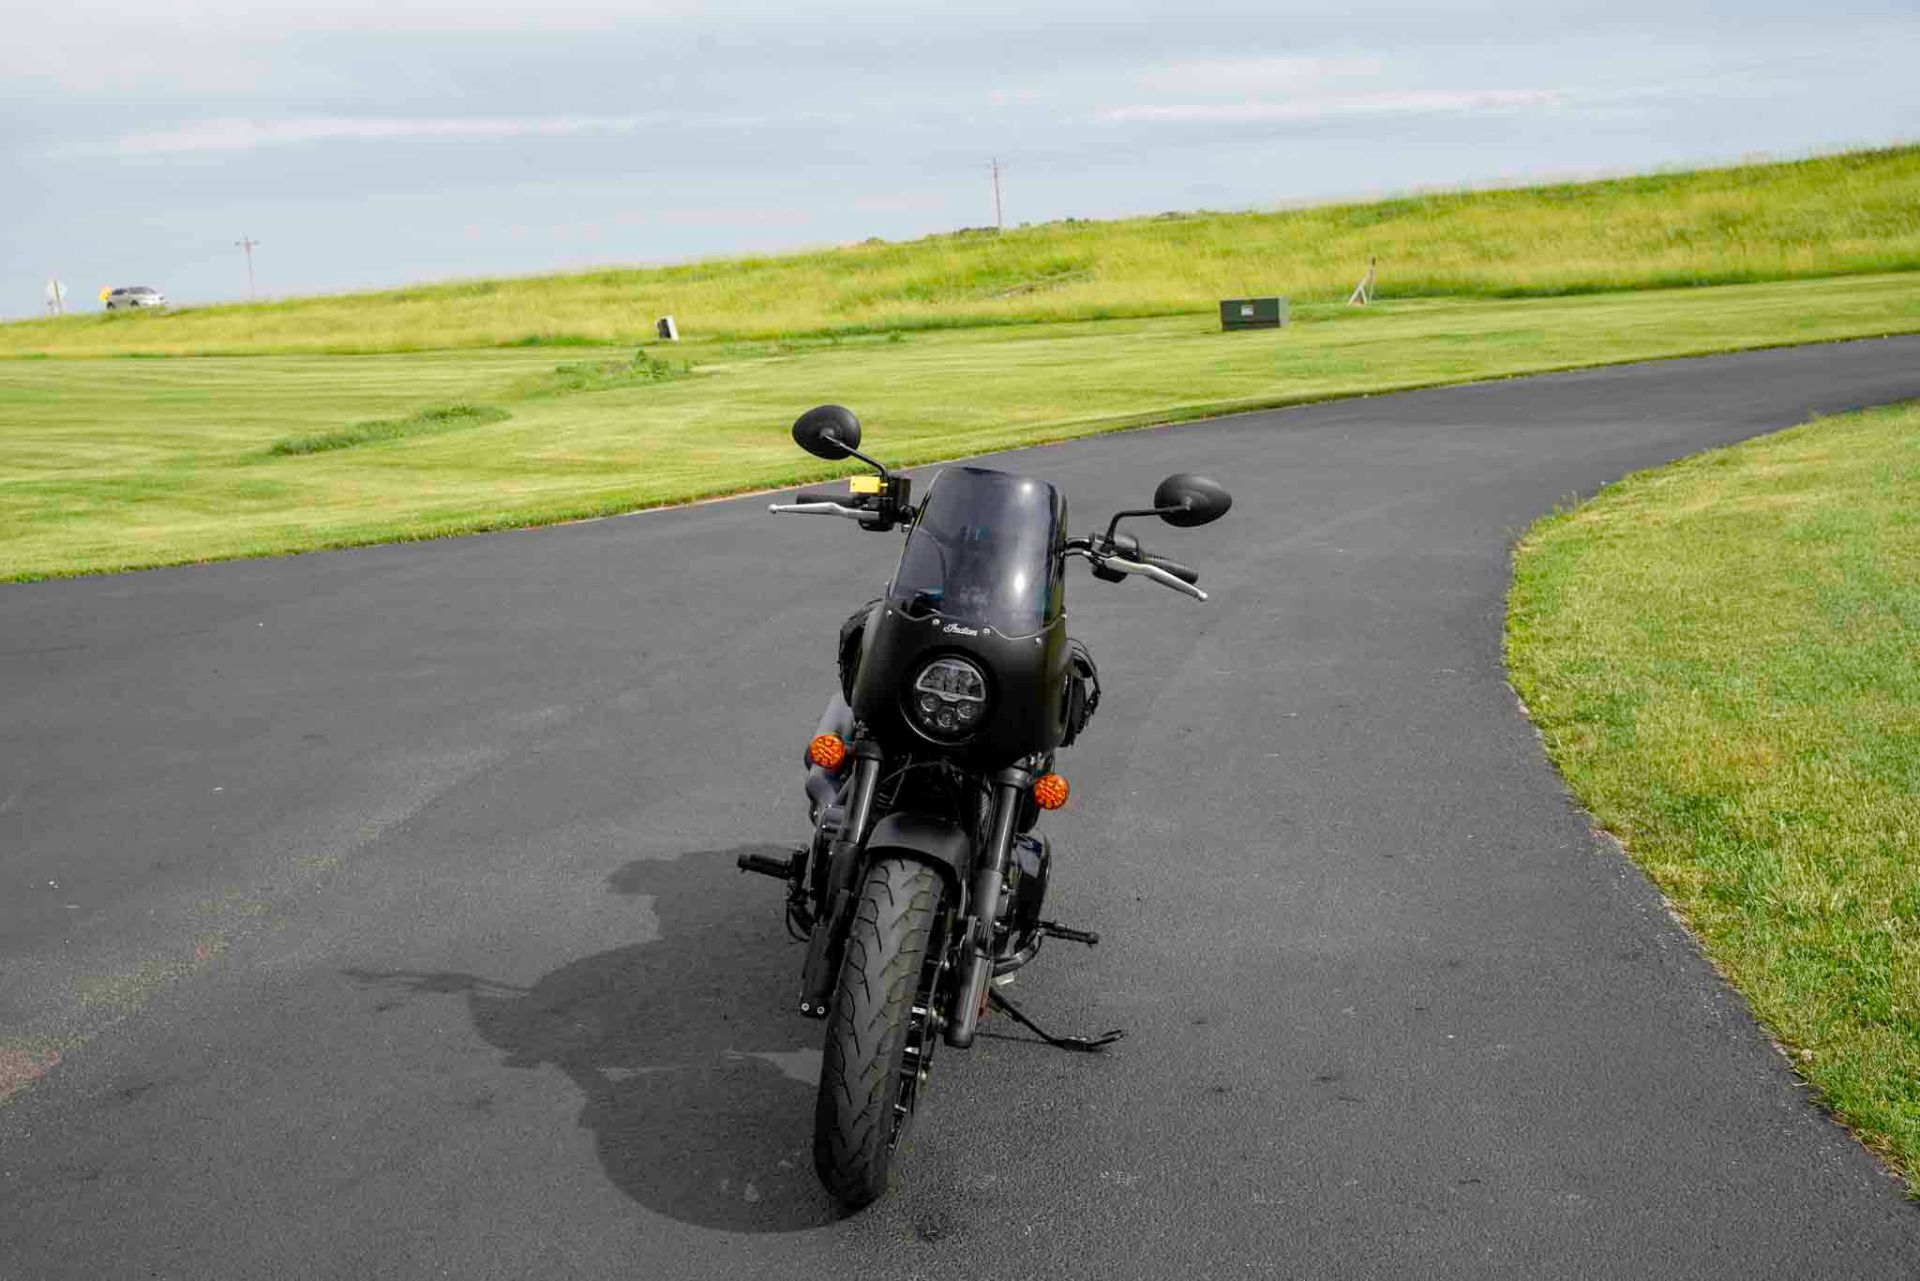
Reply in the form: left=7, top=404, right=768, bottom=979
left=346, top=844, right=839, bottom=1233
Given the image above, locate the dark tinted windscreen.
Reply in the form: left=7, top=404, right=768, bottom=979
left=890, top=467, right=1063, bottom=634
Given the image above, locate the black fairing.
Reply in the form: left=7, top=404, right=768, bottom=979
left=850, top=467, right=1071, bottom=767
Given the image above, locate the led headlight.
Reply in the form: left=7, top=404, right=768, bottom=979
left=909, top=656, right=989, bottom=739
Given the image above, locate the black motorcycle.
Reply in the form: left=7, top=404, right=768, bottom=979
left=738, top=404, right=1230, bottom=1208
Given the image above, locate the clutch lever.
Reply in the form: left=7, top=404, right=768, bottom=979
left=767, top=500, right=872, bottom=521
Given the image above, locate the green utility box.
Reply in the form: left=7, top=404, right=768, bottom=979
left=1219, top=296, right=1289, bottom=331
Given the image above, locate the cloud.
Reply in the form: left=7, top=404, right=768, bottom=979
left=655, top=207, right=813, bottom=228
left=1103, top=89, right=1562, bottom=124
left=1138, top=57, right=1383, bottom=94
left=1, top=0, right=703, bottom=89
left=100, top=115, right=662, bottom=155
left=1109, top=55, right=1559, bottom=128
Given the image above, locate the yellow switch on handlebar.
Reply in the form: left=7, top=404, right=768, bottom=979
left=849, top=475, right=883, bottom=494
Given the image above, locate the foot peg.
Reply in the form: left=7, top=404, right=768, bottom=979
left=1040, top=920, right=1100, bottom=946
left=738, top=849, right=804, bottom=881
left=988, top=990, right=1123, bottom=1053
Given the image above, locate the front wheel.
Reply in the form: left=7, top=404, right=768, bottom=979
left=813, top=856, right=946, bottom=1208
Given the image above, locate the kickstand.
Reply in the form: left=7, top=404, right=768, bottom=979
left=988, top=990, right=1125, bottom=1053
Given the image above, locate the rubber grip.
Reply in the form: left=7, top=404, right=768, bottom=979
left=1142, top=554, right=1200, bottom=585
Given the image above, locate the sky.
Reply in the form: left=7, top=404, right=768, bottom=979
left=4, top=0, right=1916, bottom=317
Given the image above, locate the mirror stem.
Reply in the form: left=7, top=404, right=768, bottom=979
left=1102, top=503, right=1186, bottom=544
left=826, top=433, right=890, bottom=480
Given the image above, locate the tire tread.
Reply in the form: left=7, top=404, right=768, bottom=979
left=813, top=857, right=943, bottom=1207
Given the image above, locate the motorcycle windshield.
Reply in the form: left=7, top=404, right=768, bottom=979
left=889, top=466, right=1064, bottom=636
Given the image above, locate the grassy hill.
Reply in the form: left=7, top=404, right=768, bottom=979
left=4, top=146, right=1917, bottom=357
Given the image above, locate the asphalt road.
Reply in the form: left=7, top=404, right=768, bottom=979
left=4, top=338, right=1919, bottom=1279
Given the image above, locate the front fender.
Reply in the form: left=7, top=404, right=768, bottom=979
left=798, top=811, right=972, bottom=1019
left=864, top=812, right=972, bottom=906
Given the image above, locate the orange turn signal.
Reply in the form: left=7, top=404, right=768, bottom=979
left=809, top=733, right=849, bottom=771
left=1033, top=773, right=1069, bottom=810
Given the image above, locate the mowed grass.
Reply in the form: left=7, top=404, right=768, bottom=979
left=1507, top=402, right=1920, bottom=1188
left=3, top=147, right=1916, bottom=356
left=267, top=403, right=510, bottom=455
left=4, top=272, right=1919, bottom=580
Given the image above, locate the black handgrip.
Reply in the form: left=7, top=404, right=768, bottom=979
left=794, top=489, right=843, bottom=505
left=1141, top=553, right=1200, bottom=585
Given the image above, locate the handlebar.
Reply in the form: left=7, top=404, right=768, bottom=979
left=1066, top=541, right=1209, bottom=601
left=773, top=502, right=1211, bottom=598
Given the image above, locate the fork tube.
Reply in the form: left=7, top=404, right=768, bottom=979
left=838, top=740, right=885, bottom=846
left=797, top=740, right=885, bottom=1016
left=946, top=767, right=1030, bottom=1048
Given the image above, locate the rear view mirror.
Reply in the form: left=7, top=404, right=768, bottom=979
left=793, top=405, right=863, bottom=460
left=1153, top=473, right=1232, bottom=528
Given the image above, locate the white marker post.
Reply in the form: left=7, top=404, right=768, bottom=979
left=1348, top=256, right=1376, bottom=307
left=45, top=279, right=66, bottom=316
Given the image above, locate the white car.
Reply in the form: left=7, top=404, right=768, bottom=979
left=105, top=286, right=166, bottom=311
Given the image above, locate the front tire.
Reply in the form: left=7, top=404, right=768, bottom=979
left=813, top=856, right=946, bottom=1208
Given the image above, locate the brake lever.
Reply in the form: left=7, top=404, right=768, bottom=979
left=1066, top=545, right=1209, bottom=601
left=1104, top=556, right=1209, bottom=601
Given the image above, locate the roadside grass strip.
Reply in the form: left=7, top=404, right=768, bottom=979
left=267, top=403, right=509, bottom=455
left=1506, top=401, right=1920, bottom=1189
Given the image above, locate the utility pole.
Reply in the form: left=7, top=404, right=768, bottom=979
left=990, top=158, right=1004, bottom=231
left=235, top=236, right=260, bottom=299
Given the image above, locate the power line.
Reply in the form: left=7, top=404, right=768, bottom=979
left=235, top=236, right=260, bottom=299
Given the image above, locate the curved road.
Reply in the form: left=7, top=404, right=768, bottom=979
left=4, top=339, right=1919, bottom=1278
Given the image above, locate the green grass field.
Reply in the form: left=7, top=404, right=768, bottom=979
left=1507, top=401, right=1920, bottom=1189
left=3, top=146, right=1916, bottom=356
left=5, top=273, right=1919, bottom=580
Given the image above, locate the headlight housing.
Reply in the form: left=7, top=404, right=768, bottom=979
left=908, top=655, right=989, bottom=740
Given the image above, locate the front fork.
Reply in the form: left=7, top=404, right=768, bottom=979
left=945, top=766, right=1031, bottom=1048
left=795, top=750, right=1031, bottom=1046
left=797, top=740, right=885, bottom=1016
